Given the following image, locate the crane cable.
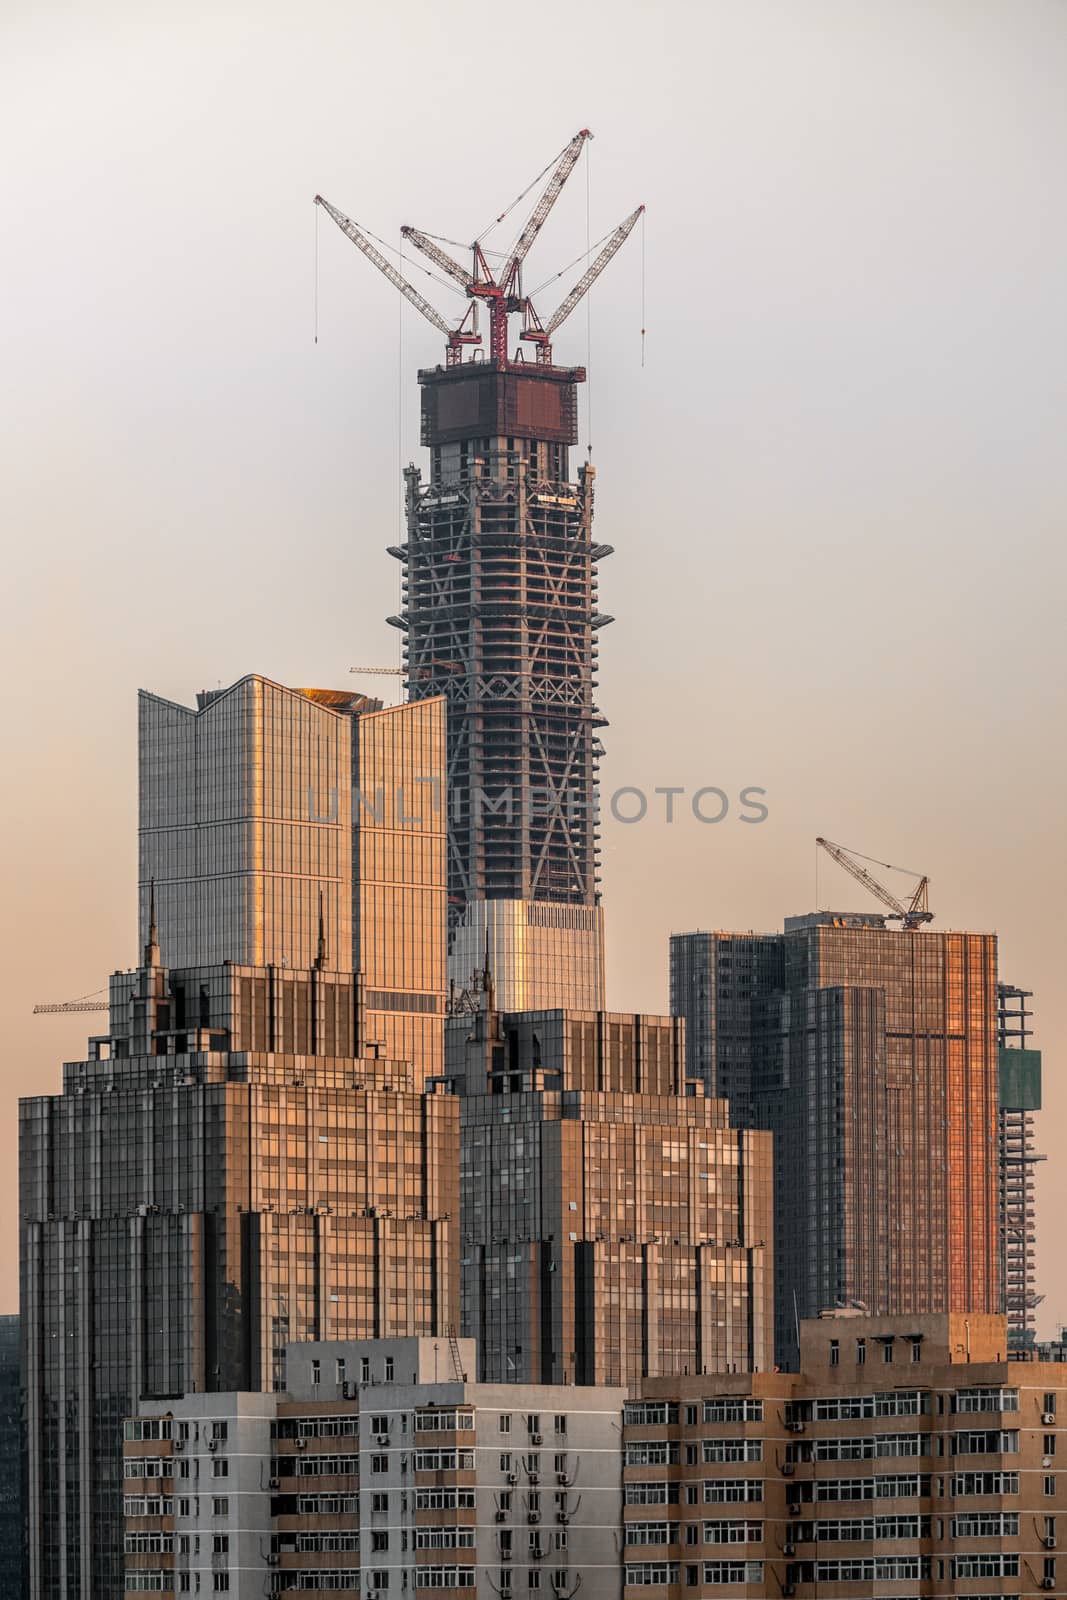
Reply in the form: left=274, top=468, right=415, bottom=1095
left=474, top=138, right=571, bottom=249
left=823, top=838, right=925, bottom=880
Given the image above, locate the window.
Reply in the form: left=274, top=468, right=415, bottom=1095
left=371, top=1455, right=389, bottom=1474
left=311, top=1360, right=320, bottom=1386
left=384, top=1358, right=395, bottom=1382
left=1047, top=1477, right=1058, bottom=1497
left=882, top=1340, right=894, bottom=1364
left=554, top=1455, right=567, bottom=1474
left=829, top=1340, right=840, bottom=1367
left=1045, top=1393, right=1058, bottom=1417
left=211, top=1498, right=228, bottom=1516
left=211, top=1535, right=229, bottom=1554
left=554, top=1415, right=567, bottom=1436
left=910, top=1339, right=922, bottom=1363
left=371, top=1416, right=390, bottom=1434
left=371, top=1492, right=388, bottom=1513
left=501, top=1454, right=512, bottom=1473
left=335, top=1358, right=346, bottom=1386
left=212, top=1580, right=229, bottom=1594
left=685, top=1406, right=698, bottom=1427
left=856, top=1340, right=866, bottom=1366
left=360, top=1358, right=371, bottom=1383
left=372, top=1532, right=389, bottom=1552
left=1047, top=1435, right=1058, bottom=1457
left=211, top=1421, right=228, bottom=1442
left=211, top=1460, right=228, bottom=1478
left=528, top=1573, right=541, bottom=1590
left=500, top=1415, right=512, bottom=1433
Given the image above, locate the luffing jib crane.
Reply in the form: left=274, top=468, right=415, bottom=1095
left=316, top=128, right=643, bottom=367
left=815, top=837, right=933, bottom=930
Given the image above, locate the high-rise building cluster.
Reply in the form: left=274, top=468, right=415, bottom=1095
left=12, top=134, right=1049, bottom=1600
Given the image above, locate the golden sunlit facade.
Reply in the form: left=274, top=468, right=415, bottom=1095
left=671, top=917, right=1000, bottom=1370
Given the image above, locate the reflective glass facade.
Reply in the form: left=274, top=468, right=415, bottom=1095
left=140, top=677, right=448, bottom=1082
left=449, top=897, right=605, bottom=1012
left=20, top=950, right=458, bottom=1599
left=671, top=917, right=1000, bottom=1370
left=440, top=1005, right=774, bottom=1388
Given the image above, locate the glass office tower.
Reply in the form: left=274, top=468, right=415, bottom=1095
left=20, top=943, right=459, bottom=1599
left=436, top=996, right=774, bottom=1387
left=671, top=915, right=1000, bottom=1369
left=20, top=677, right=456, bottom=1599
left=139, top=676, right=447, bottom=1080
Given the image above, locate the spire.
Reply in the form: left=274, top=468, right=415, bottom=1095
left=143, top=879, right=161, bottom=969
left=482, top=928, right=495, bottom=1016
left=315, top=889, right=327, bottom=971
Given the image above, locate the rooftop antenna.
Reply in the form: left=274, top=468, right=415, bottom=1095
left=144, top=879, right=160, bottom=968
left=315, top=889, right=327, bottom=970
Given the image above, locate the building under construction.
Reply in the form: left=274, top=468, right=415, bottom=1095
left=997, top=982, right=1044, bottom=1347
left=317, top=130, right=642, bottom=1010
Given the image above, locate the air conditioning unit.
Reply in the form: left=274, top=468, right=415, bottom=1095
left=1047, top=1537, right=1058, bottom=1550
left=527, top=1512, right=541, bottom=1525
left=296, top=1439, right=307, bottom=1450
left=788, top=1421, right=806, bottom=1434
left=495, top=1511, right=507, bottom=1523
left=532, top=1433, right=543, bottom=1445
left=500, top=1550, right=513, bottom=1562
left=1043, top=1580, right=1056, bottom=1591
left=557, top=1472, right=569, bottom=1485
left=268, top=1477, right=279, bottom=1489
left=556, top=1512, right=569, bottom=1525
left=267, top=1555, right=279, bottom=1567
left=342, top=1382, right=354, bottom=1398
left=783, top=1587, right=796, bottom=1598
left=529, top=1472, right=540, bottom=1485
left=207, top=1440, right=217, bottom=1452
left=506, top=1473, right=517, bottom=1485
left=784, top=1542, right=795, bottom=1556
left=782, top=1463, right=795, bottom=1476
left=173, top=1441, right=184, bottom=1452
left=375, top=1434, right=390, bottom=1446
left=788, top=1502, right=801, bottom=1516
left=1044, top=1413, right=1058, bottom=1426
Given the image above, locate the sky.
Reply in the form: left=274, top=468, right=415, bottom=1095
left=2, top=0, right=1065, bottom=1326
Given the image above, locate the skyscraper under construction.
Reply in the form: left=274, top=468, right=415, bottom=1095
left=317, top=130, right=642, bottom=1010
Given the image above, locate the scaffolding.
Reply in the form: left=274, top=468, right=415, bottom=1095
left=997, top=983, right=1044, bottom=1348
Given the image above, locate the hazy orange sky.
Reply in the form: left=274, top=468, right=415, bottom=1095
left=2, top=0, right=1065, bottom=1328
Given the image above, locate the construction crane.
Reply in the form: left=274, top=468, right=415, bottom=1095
left=33, top=988, right=108, bottom=1015
left=349, top=666, right=404, bottom=676
left=815, top=837, right=933, bottom=930
left=316, top=128, right=643, bottom=368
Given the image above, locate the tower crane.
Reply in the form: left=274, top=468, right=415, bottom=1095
left=349, top=666, right=405, bottom=676
left=33, top=988, right=108, bottom=1015
left=316, top=128, right=643, bottom=368
left=815, top=837, right=933, bottom=930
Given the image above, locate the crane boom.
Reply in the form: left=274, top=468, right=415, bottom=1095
left=315, top=196, right=454, bottom=336
left=544, top=206, right=645, bottom=335
left=501, top=129, right=591, bottom=293
left=815, top=837, right=933, bottom=930
left=400, top=226, right=471, bottom=289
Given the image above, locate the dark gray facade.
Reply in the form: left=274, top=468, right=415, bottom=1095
left=671, top=915, right=1000, bottom=1370
left=0, top=1314, right=23, bottom=1597
left=435, top=994, right=774, bottom=1388
left=392, top=363, right=608, bottom=1010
